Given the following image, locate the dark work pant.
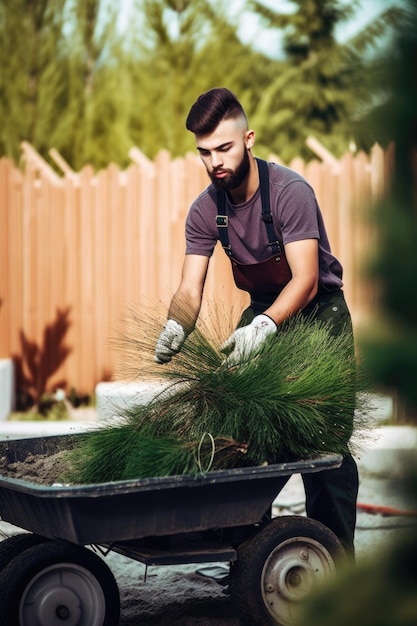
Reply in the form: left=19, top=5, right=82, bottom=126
left=241, top=290, right=359, bottom=555
left=302, top=454, right=358, bottom=555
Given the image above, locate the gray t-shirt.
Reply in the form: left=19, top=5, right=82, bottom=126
left=185, top=161, right=343, bottom=292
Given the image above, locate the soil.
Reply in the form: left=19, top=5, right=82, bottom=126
left=0, top=450, right=70, bottom=484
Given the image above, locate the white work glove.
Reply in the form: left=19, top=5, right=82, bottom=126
left=221, top=314, right=277, bottom=366
left=154, top=319, right=186, bottom=364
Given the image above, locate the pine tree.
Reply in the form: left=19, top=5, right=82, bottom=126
left=0, top=0, right=135, bottom=169
left=53, top=0, right=133, bottom=169
left=127, top=0, right=273, bottom=158
left=0, top=0, right=404, bottom=168
left=359, top=2, right=417, bottom=413
left=299, top=5, right=417, bottom=624
left=247, top=0, right=405, bottom=161
left=0, top=0, right=67, bottom=160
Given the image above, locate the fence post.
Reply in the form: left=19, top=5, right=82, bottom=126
left=305, top=136, right=341, bottom=175
left=20, top=142, right=62, bottom=186
left=49, top=148, right=79, bottom=185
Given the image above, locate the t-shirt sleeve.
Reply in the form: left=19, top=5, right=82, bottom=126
left=277, top=180, right=320, bottom=245
left=185, top=199, right=217, bottom=257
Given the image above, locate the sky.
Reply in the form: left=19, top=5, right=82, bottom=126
left=227, top=0, right=405, bottom=58
left=115, top=0, right=405, bottom=58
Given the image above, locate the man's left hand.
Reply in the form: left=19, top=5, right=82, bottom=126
left=221, top=314, right=277, bottom=366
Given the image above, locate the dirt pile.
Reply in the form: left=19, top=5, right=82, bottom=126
left=0, top=451, right=70, bottom=485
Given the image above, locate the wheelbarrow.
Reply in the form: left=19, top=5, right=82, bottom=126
left=0, top=433, right=344, bottom=626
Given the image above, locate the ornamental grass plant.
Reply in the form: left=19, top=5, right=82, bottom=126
left=65, top=305, right=372, bottom=484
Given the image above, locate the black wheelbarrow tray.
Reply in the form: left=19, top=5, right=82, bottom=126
left=0, top=433, right=345, bottom=626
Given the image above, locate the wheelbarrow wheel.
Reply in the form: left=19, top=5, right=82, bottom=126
left=0, top=540, right=120, bottom=626
left=229, top=515, right=345, bottom=626
left=0, top=533, right=49, bottom=573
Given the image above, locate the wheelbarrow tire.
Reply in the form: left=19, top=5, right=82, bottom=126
left=229, top=515, right=345, bottom=626
left=0, top=533, right=49, bottom=573
left=0, top=540, right=120, bottom=626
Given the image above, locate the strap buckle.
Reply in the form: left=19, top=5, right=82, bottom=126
left=216, top=215, right=228, bottom=227
left=262, top=211, right=273, bottom=224
left=270, top=241, right=282, bottom=254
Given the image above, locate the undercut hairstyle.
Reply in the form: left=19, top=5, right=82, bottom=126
left=186, top=87, right=247, bottom=135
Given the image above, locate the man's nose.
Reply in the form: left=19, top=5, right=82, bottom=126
left=211, top=152, right=223, bottom=169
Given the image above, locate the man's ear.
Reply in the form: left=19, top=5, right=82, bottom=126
left=245, top=129, right=255, bottom=149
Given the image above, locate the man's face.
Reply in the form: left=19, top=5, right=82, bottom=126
left=195, top=118, right=253, bottom=191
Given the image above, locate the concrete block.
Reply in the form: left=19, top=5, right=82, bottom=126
left=95, top=380, right=172, bottom=421
left=355, top=426, right=417, bottom=478
left=0, top=359, right=14, bottom=421
left=0, top=420, right=95, bottom=441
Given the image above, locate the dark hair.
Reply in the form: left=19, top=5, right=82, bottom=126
left=186, top=87, right=247, bottom=135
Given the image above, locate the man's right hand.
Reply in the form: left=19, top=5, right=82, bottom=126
left=154, top=319, right=186, bottom=364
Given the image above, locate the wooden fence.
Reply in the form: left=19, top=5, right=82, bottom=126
left=0, top=142, right=392, bottom=400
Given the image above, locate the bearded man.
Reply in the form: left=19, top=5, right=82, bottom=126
left=154, top=87, right=358, bottom=556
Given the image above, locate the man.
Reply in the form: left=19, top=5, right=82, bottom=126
left=154, top=87, right=358, bottom=555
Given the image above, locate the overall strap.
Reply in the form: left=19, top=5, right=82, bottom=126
left=216, top=158, right=282, bottom=257
left=215, top=186, right=232, bottom=256
left=257, top=158, right=282, bottom=255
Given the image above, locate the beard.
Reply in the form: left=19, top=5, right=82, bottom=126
left=209, top=148, right=250, bottom=191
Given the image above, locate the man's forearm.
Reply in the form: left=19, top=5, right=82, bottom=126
left=167, top=290, right=201, bottom=333
left=264, top=276, right=318, bottom=326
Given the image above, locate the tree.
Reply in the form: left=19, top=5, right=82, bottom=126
left=0, top=0, right=67, bottom=161
left=59, top=0, right=134, bottom=169
left=0, top=0, right=279, bottom=166
left=0, top=0, right=134, bottom=169
left=299, top=9, right=417, bottom=624
left=0, top=0, right=404, bottom=168
left=127, top=0, right=276, bottom=158
left=247, top=0, right=405, bottom=161
left=359, top=1, right=417, bottom=411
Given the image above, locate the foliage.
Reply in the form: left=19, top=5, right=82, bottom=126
left=247, top=0, right=406, bottom=161
left=359, top=0, right=417, bottom=411
left=9, top=402, right=69, bottom=422
left=12, top=307, right=72, bottom=412
left=299, top=4, right=417, bottom=625
left=65, top=313, right=370, bottom=484
left=0, top=0, right=133, bottom=169
left=0, top=0, right=66, bottom=160
left=127, top=0, right=275, bottom=158
left=300, top=529, right=417, bottom=626
left=0, top=0, right=404, bottom=169
left=41, top=1, right=135, bottom=170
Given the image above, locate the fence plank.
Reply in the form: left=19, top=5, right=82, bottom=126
left=0, top=160, right=10, bottom=355
left=0, top=146, right=391, bottom=400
